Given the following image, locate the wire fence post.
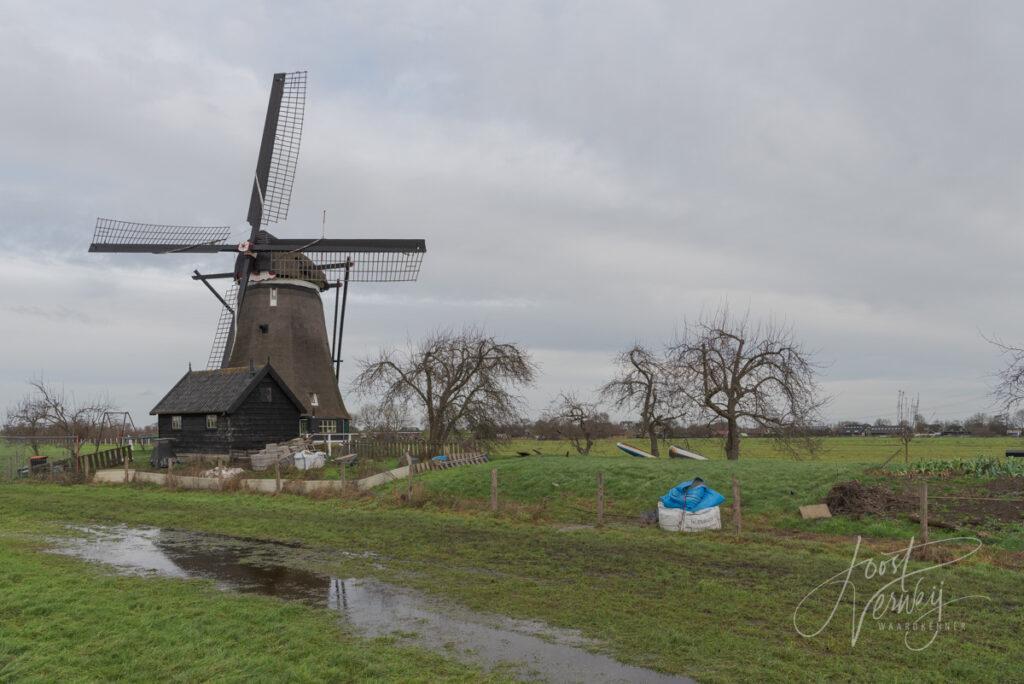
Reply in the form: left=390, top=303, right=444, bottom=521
left=123, top=446, right=130, bottom=484
left=490, top=468, right=498, bottom=513
left=596, top=471, right=605, bottom=527
left=919, top=479, right=929, bottom=550
left=732, top=476, right=742, bottom=535
left=166, top=455, right=172, bottom=488
left=275, top=460, right=282, bottom=494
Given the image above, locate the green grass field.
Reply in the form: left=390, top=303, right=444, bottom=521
left=2, top=437, right=1023, bottom=681
left=488, top=435, right=1024, bottom=462
left=1, top=482, right=1020, bottom=682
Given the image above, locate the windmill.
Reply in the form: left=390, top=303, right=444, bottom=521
left=89, top=71, right=426, bottom=432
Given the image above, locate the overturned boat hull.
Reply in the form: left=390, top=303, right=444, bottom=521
left=616, top=442, right=656, bottom=459
left=668, top=445, right=708, bottom=460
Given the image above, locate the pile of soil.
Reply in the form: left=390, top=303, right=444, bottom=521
left=825, top=480, right=908, bottom=517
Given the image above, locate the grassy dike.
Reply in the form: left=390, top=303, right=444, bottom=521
left=1, top=479, right=1022, bottom=682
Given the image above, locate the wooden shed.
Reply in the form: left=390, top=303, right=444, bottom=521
left=150, top=363, right=305, bottom=460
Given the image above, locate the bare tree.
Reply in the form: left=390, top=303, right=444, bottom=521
left=355, top=399, right=413, bottom=434
left=353, top=328, right=536, bottom=450
left=669, top=308, right=823, bottom=460
left=896, top=390, right=920, bottom=464
left=543, top=392, right=604, bottom=455
left=3, top=396, right=49, bottom=456
left=25, top=378, right=114, bottom=459
left=989, top=336, right=1024, bottom=411
left=600, top=345, right=686, bottom=457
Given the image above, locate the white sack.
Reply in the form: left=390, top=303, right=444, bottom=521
left=657, top=502, right=722, bottom=532
left=293, top=450, right=326, bottom=470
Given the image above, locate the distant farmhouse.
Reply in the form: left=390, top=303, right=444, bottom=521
left=151, top=364, right=306, bottom=461
left=835, top=422, right=906, bottom=436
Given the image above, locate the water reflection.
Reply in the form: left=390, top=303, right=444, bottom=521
left=53, top=526, right=691, bottom=684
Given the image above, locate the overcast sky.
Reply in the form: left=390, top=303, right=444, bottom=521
left=3, top=1, right=1023, bottom=426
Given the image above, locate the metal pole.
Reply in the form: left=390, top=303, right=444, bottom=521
left=330, top=278, right=340, bottom=377
left=334, top=261, right=352, bottom=378
left=194, top=270, right=234, bottom=314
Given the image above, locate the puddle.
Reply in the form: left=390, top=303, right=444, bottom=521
left=51, top=526, right=691, bottom=683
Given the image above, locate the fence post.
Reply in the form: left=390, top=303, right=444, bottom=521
left=919, top=479, right=929, bottom=550
left=732, top=476, right=742, bottom=535
left=596, top=471, right=605, bottom=527
left=275, top=460, right=282, bottom=494
left=123, top=447, right=130, bottom=484
left=166, top=455, right=172, bottom=488
left=406, top=453, right=414, bottom=501
left=491, top=468, right=498, bottom=513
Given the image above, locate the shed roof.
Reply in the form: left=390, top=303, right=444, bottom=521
left=150, top=364, right=304, bottom=415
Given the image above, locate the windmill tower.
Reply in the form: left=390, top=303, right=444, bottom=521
left=90, top=71, right=426, bottom=433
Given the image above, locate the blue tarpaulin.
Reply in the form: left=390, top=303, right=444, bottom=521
left=431, top=455, right=449, bottom=462
left=660, top=477, right=725, bottom=512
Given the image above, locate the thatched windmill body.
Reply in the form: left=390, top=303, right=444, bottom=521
left=90, top=71, right=425, bottom=433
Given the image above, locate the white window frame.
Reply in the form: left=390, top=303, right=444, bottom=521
left=320, top=419, right=337, bottom=434
left=206, top=414, right=218, bottom=430
left=171, top=415, right=182, bottom=430
left=310, top=393, right=319, bottom=407
left=270, top=288, right=278, bottom=307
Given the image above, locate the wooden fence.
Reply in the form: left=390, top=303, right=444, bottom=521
left=336, top=436, right=485, bottom=463
left=411, top=453, right=489, bottom=474
left=80, top=444, right=133, bottom=472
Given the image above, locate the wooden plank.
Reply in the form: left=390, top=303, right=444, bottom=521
left=799, top=504, right=832, bottom=520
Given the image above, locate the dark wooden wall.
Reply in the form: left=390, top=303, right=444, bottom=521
left=157, top=376, right=301, bottom=454
left=227, top=376, right=301, bottom=449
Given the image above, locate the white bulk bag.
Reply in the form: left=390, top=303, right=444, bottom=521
left=657, top=501, right=722, bottom=532
left=293, top=450, right=326, bottom=470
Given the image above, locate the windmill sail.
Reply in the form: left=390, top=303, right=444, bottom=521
left=89, top=218, right=232, bottom=253
left=247, top=71, right=306, bottom=229
left=207, top=283, right=238, bottom=370
left=262, top=70, right=306, bottom=225
left=275, top=247, right=425, bottom=283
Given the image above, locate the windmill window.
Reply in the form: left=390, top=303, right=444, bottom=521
left=259, top=324, right=269, bottom=334
left=270, top=288, right=278, bottom=307
left=261, top=386, right=272, bottom=403
left=206, top=414, right=218, bottom=429
left=299, top=418, right=309, bottom=435
left=310, top=393, right=319, bottom=407
left=171, top=416, right=182, bottom=430
left=320, top=419, right=337, bottom=434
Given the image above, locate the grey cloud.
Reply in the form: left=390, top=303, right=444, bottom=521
left=2, top=1, right=1022, bottom=424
